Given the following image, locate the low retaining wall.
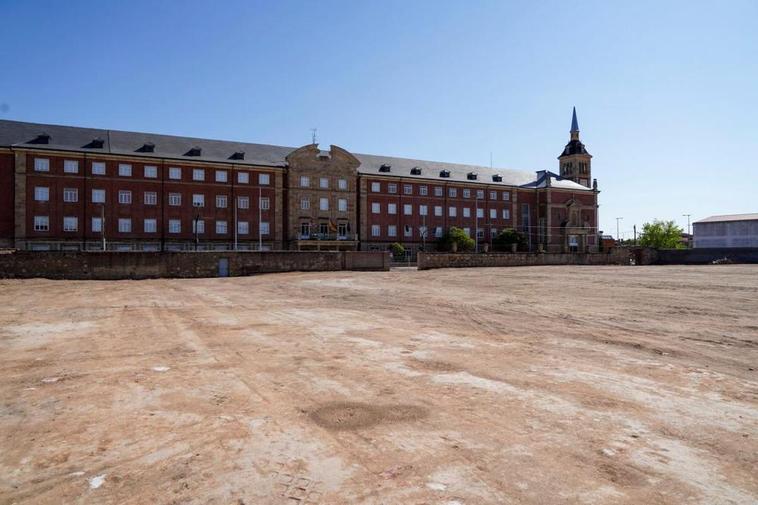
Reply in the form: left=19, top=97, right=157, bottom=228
left=653, top=247, right=758, bottom=265
left=0, top=250, right=390, bottom=280
left=417, top=250, right=631, bottom=270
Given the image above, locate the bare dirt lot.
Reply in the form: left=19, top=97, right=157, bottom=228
left=1, top=265, right=756, bottom=505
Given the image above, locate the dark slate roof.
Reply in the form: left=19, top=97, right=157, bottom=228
left=520, top=170, right=591, bottom=191
left=0, top=119, right=539, bottom=187
left=571, top=106, right=579, bottom=132
left=559, top=139, right=590, bottom=157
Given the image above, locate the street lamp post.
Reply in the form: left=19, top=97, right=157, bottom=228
left=616, top=217, right=623, bottom=245
left=194, top=211, right=201, bottom=251
left=682, top=214, right=691, bottom=248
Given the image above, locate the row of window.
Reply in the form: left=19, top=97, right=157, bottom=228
left=34, top=187, right=268, bottom=209
left=370, top=202, right=510, bottom=219
left=33, top=158, right=270, bottom=185
left=298, top=176, right=349, bottom=190
left=369, top=224, right=494, bottom=239
left=369, top=181, right=510, bottom=200
left=300, top=198, right=348, bottom=212
left=299, top=222, right=350, bottom=238
left=32, top=216, right=270, bottom=235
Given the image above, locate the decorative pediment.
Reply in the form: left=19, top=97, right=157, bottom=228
left=285, top=144, right=360, bottom=173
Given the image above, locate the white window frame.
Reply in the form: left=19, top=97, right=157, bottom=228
left=91, top=161, right=106, bottom=175
left=434, top=186, right=443, bottom=197
left=490, top=208, right=497, bottom=219
left=34, top=186, right=49, bottom=202
left=34, top=158, right=50, bottom=172
left=420, top=205, right=428, bottom=216
left=258, top=173, right=269, bottom=185
left=388, top=225, right=397, bottom=237
left=477, top=208, right=484, bottom=218
left=92, top=189, right=105, bottom=203
left=449, top=206, right=457, bottom=217
left=420, top=186, right=428, bottom=196
left=372, top=202, right=381, bottom=214
left=338, top=178, right=347, bottom=190
left=259, top=197, right=270, bottom=210
left=215, top=170, right=228, bottom=183
left=301, top=198, right=310, bottom=210
left=238, top=221, right=249, bottom=234
left=169, top=193, right=182, bottom=206
left=260, top=221, right=270, bottom=235
left=238, top=196, right=250, bottom=209
left=319, top=197, right=329, bottom=211
left=320, top=177, right=329, bottom=189
left=118, top=190, right=132, bottom=205
left=192, top=168, right=205, bottom=181
left=388, top=183, right=397, bottom=194
left=92, top=217, right=103, bottom=233
left=403, top=204, right=412, bottom=216
left=168, top=219, right=181, bottom=234
left=215, top=220, right=228, bottom=234
left=238, top=172, right=249, bottom=184
left=118, top=164, right=132, bottom=177
left=338, top=198, right=348, bottom=212
left=404, top=225, right=413, bottom=237
left=503, top=209, right=510, bottom=219
left=144, top=165, right=158, bottom=178
left=434, top=205, right=442, bottom=217
left=403, top=184, right=412, bottom=195
left=144, top=191, right=158, bottom=206
left=463, top=189, right=471, bottom=198
left=388, top=203, right=397, bottom=215
left=216, top=195, right=228, bottom=208
left=63, top=160, right=79, bottom=174
left=192, top=194, right=205, bottom=207
left=144, top=219, right=157, bottom=233
left=192, top=219, right=205, bottom=234
left=33, top=215, right=49, bottom=231
left=371, top=182, right=380, bottom=192
left=63, top=216, right=78, bottom=232
left=118, top=218, right=132, bottom=233
left=169, top=167, right=182, bottom=180
left=503, top=191, right=510, bottom=201
left=371, top=224, right=380, bottom=237
left=449, top=187, right=457, bottom=197
left=300, top=176, right=310, bottom=188
left=63, top=188, right=78, bottom=203
left=463, top=207, right=471, bottom=218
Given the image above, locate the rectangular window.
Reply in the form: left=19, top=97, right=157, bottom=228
left=34, top=186, right=49, bottom=201
left=238, top=172, right=249, bottom=184
left=260, top=222, right=270, bottom=235
left=463, top=189, right=471, bottom=198
left=388, top=183, right=397, bottom=194
left=319, top=223, right=328, bottom=235
left=192, top=169, right=205, bottom=181
left=388, top=225, right=397, bottom=237
left=420, top=205, right=428, bottom=216
left=420, top=185, right=428, bottom=196
left=371, top=224, right=380, bottom=237
left=372, top=202, right=381, bottom=214
left=503, top=191, right=510, bottom=201
left=319, top=177, right=329, bottom=189
left=92, top=189, right=105, bottom=203
left=435, top=226, right=443, bottom=238
left=144, top=219, right=157, bottom=233
left=338, top=178, right=347, bottom=190
left=238, top=221, right=249, bottom=234
left=259, top=197, right=270, bottom=210
left=33, top=216, right=49, bottom=231
left=463, top=227, right=471, bottom=237
left=238, top=196, right=249, bottom=209
left=169, top=219, right=181, bottom=234
left=463, top=208, right=471, bottom=218
left=215, top=170, right=228, bottom=183
left=63, top=216, right=78, bottom=232
left=118, top=190, right=132, bottom=204
left=300, top=176, right=310, bottom=188
left=477, top=228, right=485, bottom=239
left=403, top=204, right=412, bottom=215
left=63, top=188, right=78, bottom=203
left=144, top=191, right=157, bottom=205
left=92, top=217, right=102, bottom=233
left=216, top=220, right=228, bottom=234
left=404, top=225, right=412, bottom=237
left=491, top=228, right=498, bottom=237
left=449, top=187, right=457, bottom=197
left=403, top=184, right=412, bottom=195
left=490, top=191, right=497, bottom=200
left=503, top=209, right=510, bottom=219
left=169, top=193, right=182, bottom=206
left=118, top=164, right=132, bottom=177
left=319, top=197, right=329, bottom=211
left=434, top=186, right=443, bottom=197
left=216, top=195, right=228, bottom=208
left=169, top=167, right=182, bottom=180
left=258, top=173, right=270, bottom=185
left=434, top=205, right=442, bottom=217
left=91, top=162, right=106, bottom=175
left=34, top=158, right=50, bottom=172
left=449, top=206, right=457, bottom=217
left=371, top=182, right=380, bottom=192
left=192, top=219, right=205, bottom=234
left=301, top=198, right=310, bottom=210
left=388, top=203, right=397, bottom=215
left=338, top=222, right=348, bottom=237
left=477, top=190, right=484, bottom=199
left=477, top=208, right=484, bottom=218
left=144, top=165, right=158, bottom=178
left=192, top=194, right=205, bottom=207
left=300, top=222, right=311, bottom=238
left=118, top=218, right=132, bottom=233
left=490, top=208, right=497, bottom=219
left=338, top=198, right=347, bottom=212
left=64, top=160, right=79, bottom=173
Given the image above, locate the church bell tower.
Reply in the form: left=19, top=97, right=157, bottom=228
left=558, top=107, right=593, bottom=187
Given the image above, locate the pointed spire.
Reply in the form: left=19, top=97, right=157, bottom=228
left=570, top=106, right=579, bottom=133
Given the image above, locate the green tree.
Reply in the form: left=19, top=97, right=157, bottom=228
left=389, top=242, right=405, bottom=258
left=492, top=228, right=526, bottom=251
left=638, top=220, right=684, bottom=249
left=437, top=227, right=475, bottom=252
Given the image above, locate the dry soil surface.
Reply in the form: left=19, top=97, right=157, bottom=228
left=0, top=265, right=757, bottom=505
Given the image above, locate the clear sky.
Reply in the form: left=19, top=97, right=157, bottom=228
left=1, top=0, right=756, bottom=238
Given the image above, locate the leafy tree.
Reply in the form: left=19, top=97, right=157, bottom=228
left=492, top=228, right=526, bottom=251
left=638, top=220, right=684, bottom=249
left=389, top=242, right=405, bottom=258
left=437, top=227, right=475, bottom=252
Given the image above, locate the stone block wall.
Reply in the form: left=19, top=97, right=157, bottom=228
left=417, top=249, right=631, bottom=270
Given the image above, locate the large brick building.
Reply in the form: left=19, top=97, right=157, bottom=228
left=0, top=109, right=599, bottom=253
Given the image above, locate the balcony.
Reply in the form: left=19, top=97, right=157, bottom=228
left=295, top=232, right=358, bottom=251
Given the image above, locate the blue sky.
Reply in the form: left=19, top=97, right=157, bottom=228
left=1, top=0, right=756, bottom=238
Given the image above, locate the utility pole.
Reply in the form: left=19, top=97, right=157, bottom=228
left=633, top=224, right=637, bottom=246
left=101, top=203, right=106, bottom=251
left=475, top=194, right=479, bottom=253
left=233, top=196, right=238, bottom=251
left=194, top=211, right=201, bottom=251
left=258, top=185, right=263, bottom=251
left=682, top=214, right=691, bottom=248
left=616, top=217, right=623, bottom=245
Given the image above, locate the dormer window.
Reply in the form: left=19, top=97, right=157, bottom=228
left=410, top=167, right=422, bottom=175
left=186, top=146, right=202, bottom=157
left=29, top=133, right=51, bottom=144
left=439, top=170, right=450, bottom=178
left=467, top=172, right=478, bottom=180
left=379, top=164, right=391, bottom=173
left=492, top=175, right=502, bottom=182
left=84, top=138, right=105, bottom=149
left=229, top=151, right=245, bottom=160
left=137, top=142, right=155, bottom=153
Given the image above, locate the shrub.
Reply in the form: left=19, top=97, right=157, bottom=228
left=493, top=228, right=526, bottom=251
left=389, top=242, right=405, bottom=258
left=437, top=227, right=475, bottom=252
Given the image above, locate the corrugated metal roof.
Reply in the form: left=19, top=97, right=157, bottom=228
left=693, top=213, right=758, bottom=224
left=0, top=118, right=569, bottom=188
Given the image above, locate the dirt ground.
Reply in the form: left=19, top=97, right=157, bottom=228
left=0, top=265, right=756, bottom=505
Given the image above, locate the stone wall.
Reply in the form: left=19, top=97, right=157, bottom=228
left=654, top=247, right=758, bottom=265
left=417, top=249, right=631, bottom=270
left=0, top=250, right=389, bottom=280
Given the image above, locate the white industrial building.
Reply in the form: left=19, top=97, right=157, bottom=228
left=693, top=213, right=758, bottom=248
